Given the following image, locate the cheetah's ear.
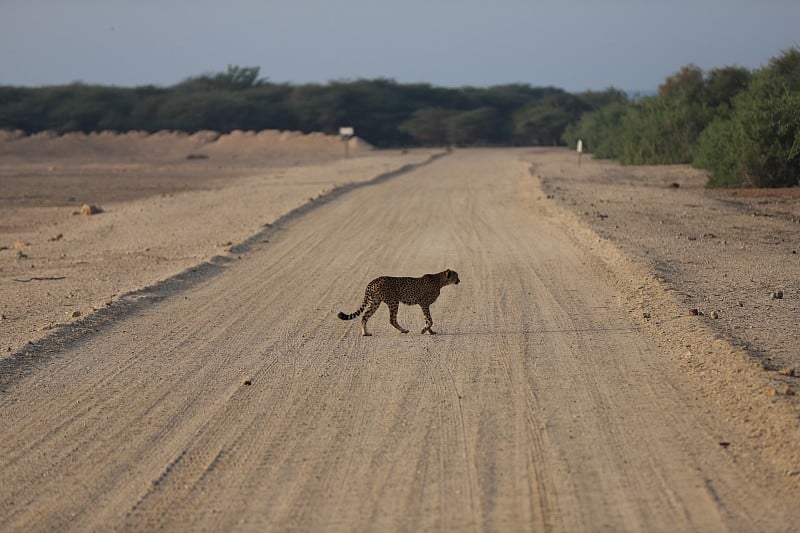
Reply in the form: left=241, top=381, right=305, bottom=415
left=445, top=269, right=451, bottom=276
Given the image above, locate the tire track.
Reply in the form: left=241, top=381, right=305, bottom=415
left=2, top=149, right=798, bottom=531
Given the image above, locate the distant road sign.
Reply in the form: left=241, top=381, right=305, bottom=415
left=339, top=127, right=354, bottom=137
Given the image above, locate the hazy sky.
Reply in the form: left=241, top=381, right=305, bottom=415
left=1, top=0, right=798, bottom=92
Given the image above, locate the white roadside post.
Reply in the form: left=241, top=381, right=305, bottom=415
left=577, top=139, right=583, bottom=167
left=339, top=127, right=354, bottom=158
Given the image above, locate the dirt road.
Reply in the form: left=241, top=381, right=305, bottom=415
left=1, top=149, right=797, bottom=530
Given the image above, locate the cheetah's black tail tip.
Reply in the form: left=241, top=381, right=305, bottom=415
left=337, top=311, right=350, bottom=320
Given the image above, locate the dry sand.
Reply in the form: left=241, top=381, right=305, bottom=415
left=1, top=136, right=799, bottom=530
left=1, top=130, right=433, bottom=356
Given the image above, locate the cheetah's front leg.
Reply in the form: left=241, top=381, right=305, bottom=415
left=420, top=305, right=436, bottom=335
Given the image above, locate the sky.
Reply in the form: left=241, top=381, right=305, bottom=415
left=1, top=0, right=798, bottom=93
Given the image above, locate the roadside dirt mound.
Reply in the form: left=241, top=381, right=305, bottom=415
left=0, top=129, right=372, bottom=163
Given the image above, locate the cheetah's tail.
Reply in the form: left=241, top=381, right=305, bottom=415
left=338, top=298, right=367, bottom=320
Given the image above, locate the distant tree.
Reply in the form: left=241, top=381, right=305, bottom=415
left=562, top=100, right=627, bottom=158
left=177, top=65, right=265, bottom=92
left=447, top=107, right=499, bottom=145
left=658, top=64, right=705, bottom=102
left=576, top=87, right=628, bottom=111
left=513, top=91, right=586, bottom=145
left=704, top=66, right=752, bottom=112
left=399, top=107, right=453, bottom=145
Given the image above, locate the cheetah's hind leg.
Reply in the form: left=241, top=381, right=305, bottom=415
left=360, top=298, right=380, bottom=336
left=388, top=300, right=409, bottom=334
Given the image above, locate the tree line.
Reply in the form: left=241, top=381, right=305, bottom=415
left=0, top=65, right=623, bottom=148
left=3, top=53, right=796, bottom=188
left=564, top=48, right=800, bottom=187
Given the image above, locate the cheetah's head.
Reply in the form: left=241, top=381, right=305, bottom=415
left=445, top=269, right=460, bottom=285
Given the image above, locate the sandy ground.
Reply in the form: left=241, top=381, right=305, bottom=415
left=0, top=131, right=431, bottom=356
left=1, top=137, right=799, bottom=530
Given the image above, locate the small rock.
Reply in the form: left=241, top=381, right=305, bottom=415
left=80, top=204, right=103, bottom=216
left=710, top=310, right=720, bottom=319
left=772, top=290, right=784, bottom=299
left=244, top=379, right=252, bottom=386
left=13, top=241, right=31, bottom=249
left=763, top=386, right=794, bottom=397
left=71, top=310, right=81, bottom=318
left=718, top=441, right=731, bottom=448
left=689, top=308, right=703, bottom=316
left=642, top=312, right=651, bottom=319
left=48, top=233, right=63, bottom=242
left=670, top=182, right=680, bottom=188
left=778, top=368, right=796, bottom=377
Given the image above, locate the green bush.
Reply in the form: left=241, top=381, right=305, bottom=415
left=562, top=101, right=627, bottom=158
left=696, top=48, right=800, bottom=187
left=564, top=49, right=800, bottom=188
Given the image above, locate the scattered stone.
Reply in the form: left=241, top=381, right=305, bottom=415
left=772, top=290, right=784, bottom=299
left=710, top=310, right=720, bottom=319
left=80, top=203, right=103, bottom=216
left=48, top=233, right=63, bottom=242
left=16, top=250, right=28, bottom=260
left=244, top=379, right=252, bottom=386
left=778, top=368, right=796, bottom=377
left=718, top=441, right=731, bottom=448
left=186, top=153, right=209, bottom=160
left=670, top=182, right=680, bottom=188
left=71, top=310, right=81, bottom=318
left=689, top=308, right=703, bottom=316
left=764, top=386, right=795, bottom=397
left=642, top=312, right=651, bottom=319
left=13, top=241, right=31, bottom=249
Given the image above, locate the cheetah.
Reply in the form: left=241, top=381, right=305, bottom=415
left=338, top=269, right=460, bottom=336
